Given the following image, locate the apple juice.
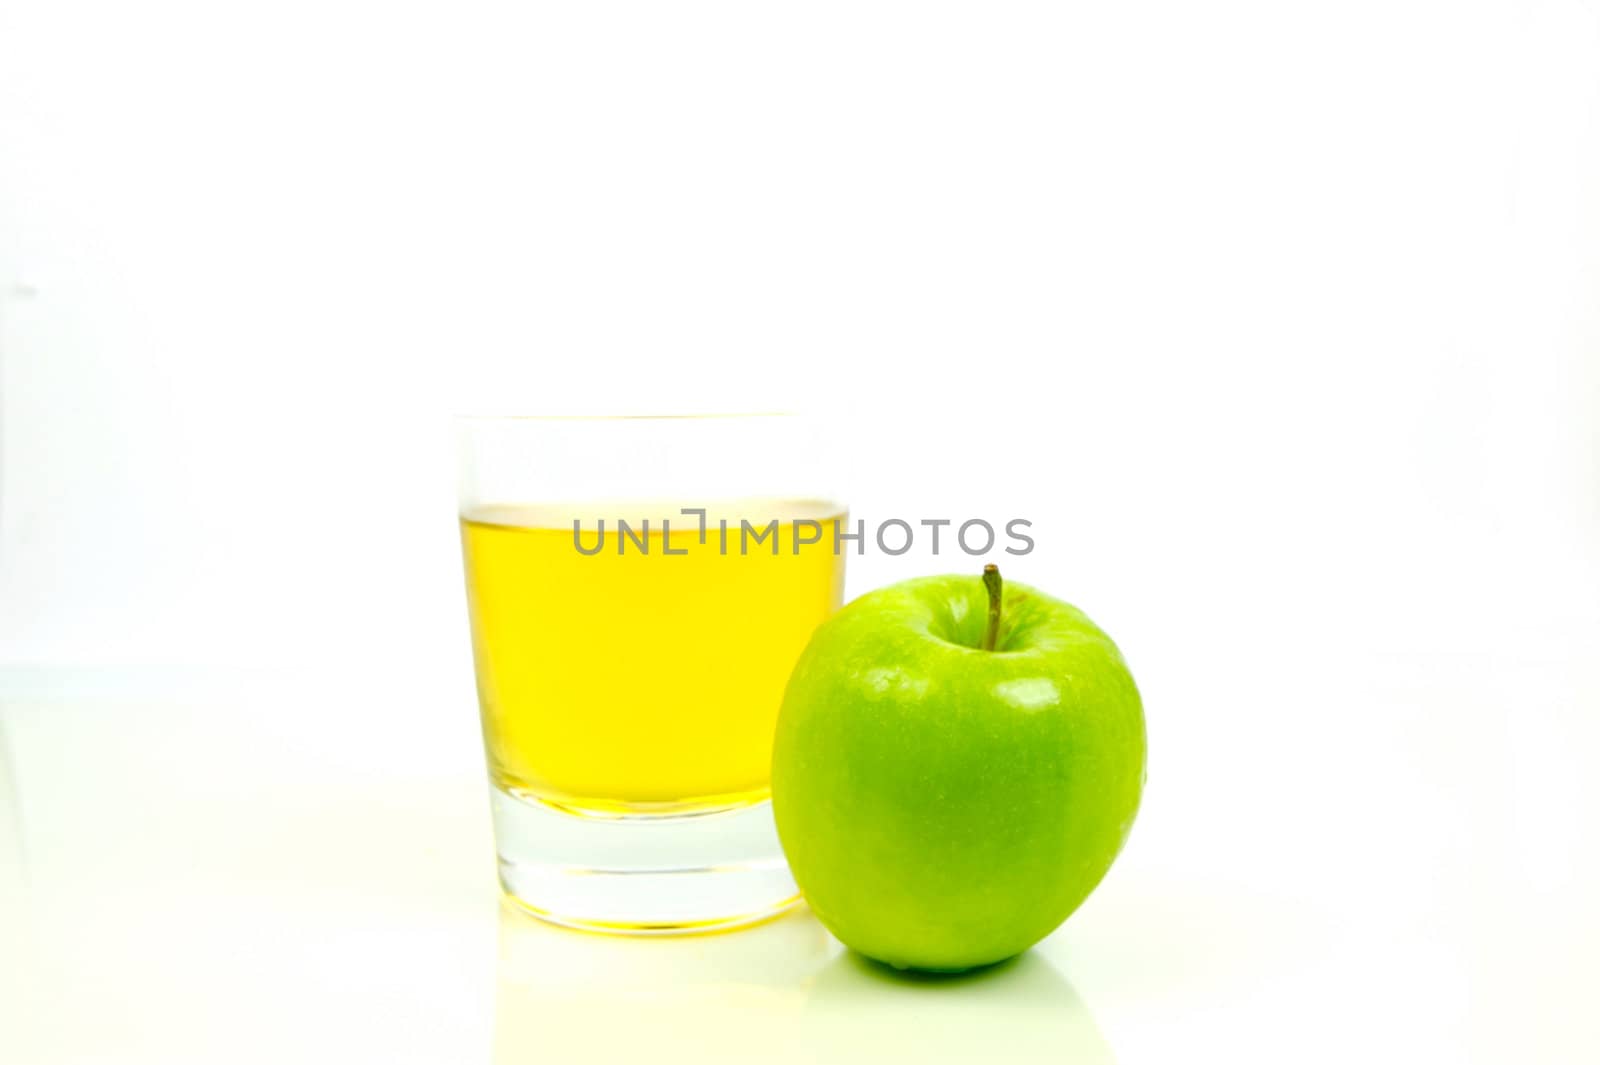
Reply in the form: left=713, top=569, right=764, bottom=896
left=460, top=501, right=846, bottom=812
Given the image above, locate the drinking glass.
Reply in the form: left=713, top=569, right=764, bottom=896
left=457, top=414, right=847, bottom=933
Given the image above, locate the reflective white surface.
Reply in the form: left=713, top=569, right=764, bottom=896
left=1, top=639, right=1596, bottom=1064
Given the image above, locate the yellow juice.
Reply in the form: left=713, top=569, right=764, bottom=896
left=461, top=501, right=846, bottom=811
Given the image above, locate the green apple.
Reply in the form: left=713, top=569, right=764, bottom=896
left=771, top=566, right=1145, bottom=972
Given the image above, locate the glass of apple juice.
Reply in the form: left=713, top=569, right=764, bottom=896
left=456, top=414, right=847, bottom=934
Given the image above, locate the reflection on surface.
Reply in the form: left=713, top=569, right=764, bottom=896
left=493, top=900, right=832, bottom=1064
left=493, top=900, right=1113, bottom=1065
left=0, top=710, right=31, bottom=1020
left=0, top=711, right=24, bottom=904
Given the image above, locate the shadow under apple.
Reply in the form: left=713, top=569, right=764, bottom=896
left=491, top=901, right=1115, bottom=1065
left=795, top=947, right=1117, bottom=1065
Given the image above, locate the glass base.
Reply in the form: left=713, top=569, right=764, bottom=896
left=490, top=785, right=800, bottom=935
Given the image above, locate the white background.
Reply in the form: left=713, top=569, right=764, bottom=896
left=1, top=2, right=1598, bottom=1062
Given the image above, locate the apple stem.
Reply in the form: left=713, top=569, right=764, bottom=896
left=981, top=564, right=1003, bottom=652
